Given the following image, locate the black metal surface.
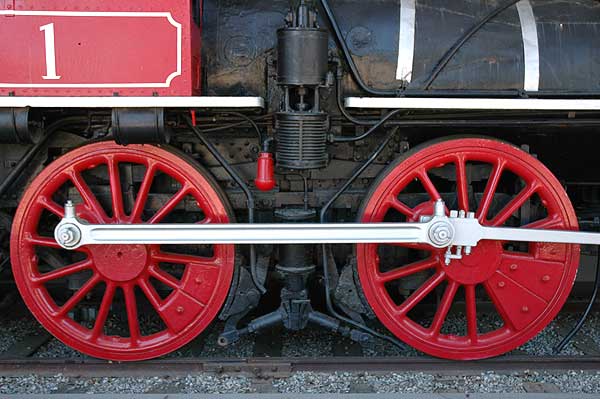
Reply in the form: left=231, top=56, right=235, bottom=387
left=277, top=25, right=328, bottom=86
left=112, top=108, right=168, bottom=145
left=0, top=117, right=89, bottom=199
left=421, top=0, right=522, bottom=90
left=203, top=0, right=600, bottom=96
left=186, top=117, right=266, bottom=296
left=319, top=129, right=405, bottom=350
left=0, top=108, right=39, bottom=144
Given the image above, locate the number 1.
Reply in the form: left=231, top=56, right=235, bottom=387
left=40, top=23, right=61, bottom=80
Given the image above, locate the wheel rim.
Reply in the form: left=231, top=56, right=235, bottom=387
left=11, top=142, right=235, bottom=361
left=357, top=138, right=579, bottom=360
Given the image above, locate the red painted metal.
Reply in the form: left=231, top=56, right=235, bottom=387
left=255, top=152, right=276, bottom=192
left=357, top=138, right=580, bottom=360
left=10, top=143, right=234, bottom=361
left=0, top=0, right=201, bottom=97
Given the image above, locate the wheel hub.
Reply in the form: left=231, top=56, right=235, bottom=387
left=444, top=240, right=502, bottom=285
left=90, top=244, right=148, bottom=282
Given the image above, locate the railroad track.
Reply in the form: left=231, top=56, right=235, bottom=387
left=0, top=356, right=599, bottom=378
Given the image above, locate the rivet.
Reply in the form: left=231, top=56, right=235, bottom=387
left=176, top=306, right=184, bottom=314
left=498, top=281, right=505, bottom=288
left=195, top=276, right=203, bottom=285
left=542, top=275, right=550, bottom=282
left=510, top=264, right=518, bottom=271
left=522, top=306, right=529, bottom=313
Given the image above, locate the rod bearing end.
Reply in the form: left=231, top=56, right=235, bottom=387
left=55, top=223, right=82, bottom=249
left=428, top=221, right=454, bottom=248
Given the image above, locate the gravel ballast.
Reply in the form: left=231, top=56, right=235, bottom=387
left=1, top=371, right=600, bottom=394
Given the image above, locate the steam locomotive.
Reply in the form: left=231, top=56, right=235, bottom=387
left=1, top=0, right=600, bottom=361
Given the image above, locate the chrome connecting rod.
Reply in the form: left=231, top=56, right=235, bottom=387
left=54, top=200, right=600, bottom=263
left=54, top=201, right=454, bottom=250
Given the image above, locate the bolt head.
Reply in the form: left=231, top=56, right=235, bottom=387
left=428, top=221, right=454, bottom=247
left=55, top=224, right=81, bottom=248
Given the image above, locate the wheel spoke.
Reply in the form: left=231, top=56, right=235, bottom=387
left=465, top=284, right=478, bottom=342
left=123, top=284, right=141, bottom=344
left=477, top=160, right=505, bottom=221
left=27, top=235, right=62, bottom=249
left=138, top=278, right=164, bottom=312
left=33, top=259, right=93, bottom=284
left=38, top=196, right=65, bottom=218
left=455, top=156, right=469, bottom=212
left=389, top=242, right=433, bottom=251
left=418, top=170, right=441, bottom=201
left=106, top=156, right=125, bottom=220
left=521, top=216, right=563, bottom=230
left=387, top=197, right=417, bottom=219
left=376, top=258, right=438, bottom=284
left=430, top=280, right=459, bottom=336
left=149, top=266, right=181, bottom=290
left=69, top=170, right=108, bottom=222
left=91, top=282, right=116, bottom=339
left=152, top=251, right=217, bottom=268
left=396, top=271, right=446, bottom=316
left=131, top=163, right=157, bottom=222
left=489, top=182, right=539, bottom=227
left=57, top=274, right=101, bottom=316
left=137, top=278, right=177, bottom=332
left=148, top=186, right=190, bottom=224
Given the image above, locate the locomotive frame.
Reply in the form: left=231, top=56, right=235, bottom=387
left=1, top=0, right=600, bottom=362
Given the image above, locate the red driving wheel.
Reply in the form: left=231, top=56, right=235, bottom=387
left=11, top=142, right=235, bottom=361
left=357, top=138, right=579, bottom=360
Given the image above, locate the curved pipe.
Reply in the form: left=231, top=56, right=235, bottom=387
left=186, top=117, right=267, bottom=295
left=422, top=0, right=522, bottom=90
left=319, top=0, right=398, bottom=96
left=320, top=129, right=405, bottom=349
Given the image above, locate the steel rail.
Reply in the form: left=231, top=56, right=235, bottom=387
left=0, top=356, right=598, bottom=377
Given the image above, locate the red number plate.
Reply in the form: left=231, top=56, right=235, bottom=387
left=0, top=11, right=181, bottom=89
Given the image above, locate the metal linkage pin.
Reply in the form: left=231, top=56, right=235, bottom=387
left=464, top=212, right=476, bottom=255
left=54, top=201, right=82, bottom=249
left=445, top=209, right=476, bottom=265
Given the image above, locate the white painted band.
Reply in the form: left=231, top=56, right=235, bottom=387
left=516, top=0, right=540, bottom=92
left=396, top=0, right=416, bottom=82
left=345, top=97, right=600, bottom=111
left=0, top=96, right=265, bottom=109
